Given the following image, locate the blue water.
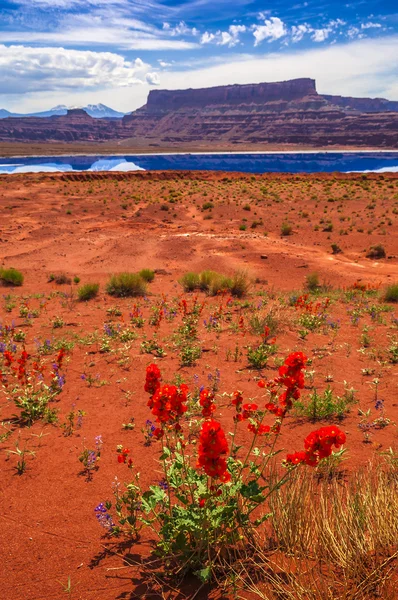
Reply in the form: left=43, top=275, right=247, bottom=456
left=0, top=152, right=398, bottom=174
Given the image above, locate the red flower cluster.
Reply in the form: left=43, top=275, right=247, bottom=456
left=117, top=447, right=133, bottom=467
left=148, top=383, right=188, bottom=424
left=199, top=388, right=216, bottom=418
left=3, top=351, right=13, bottom=367
left=294, top=294, right=330, bottom=314
left=56, top=348, right=66, bottom=368
left=197, top=419, right=231, bottom=482
left=286, top=425, right=346, bottom=467
left=16, top=350, right=29, bottom=381
left=259, top=351, right=307, bottom=418
left=145, top=363, right=161, bottom=396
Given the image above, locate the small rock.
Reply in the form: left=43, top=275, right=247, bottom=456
left=260, top=254, right=268, bottom=259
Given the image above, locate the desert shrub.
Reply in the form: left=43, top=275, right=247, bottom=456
left=366, top=244, right=386, bottom=259
left=0, top=267, right=24, bottom=286
left=293, top=386, right=356, bottom=421
left=249, top=308, right=284, bottom=337
left=384, top=283, right=398, bottom=303
left=281, top=222, right=292, bottom=236
left=139, top=269, right=155, bottom=283
left=78, top=283, right=99, bottom=302
left=331, top=243, right=342, bottom=254
left=247, top=342, right=277, bottom=369
left=229, top=271, right=250, bottom=298
left=49, top=273, right=71, bottom=285
left=305, top=272, right=320, bottom=292
left=106, top=273, right=147, bottom=297
left=202, top=201, right=214, bottom=210
left=208, top=274, right=232, bottom=296
left=199, top=270, right=218, bottom=291
left=180, top=272, right=200, bottom=292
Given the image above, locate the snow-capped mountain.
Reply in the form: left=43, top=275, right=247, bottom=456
left=0, top=103, right=126, bottom=119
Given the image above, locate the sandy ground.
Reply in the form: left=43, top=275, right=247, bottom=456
left=0, top=171, right=398, bottom=600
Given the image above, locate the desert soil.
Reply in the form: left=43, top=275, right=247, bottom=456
left=0, top=170, right=397, bottom=600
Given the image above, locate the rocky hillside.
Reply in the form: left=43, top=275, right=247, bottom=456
left=0, top=79, right=397, bottom=147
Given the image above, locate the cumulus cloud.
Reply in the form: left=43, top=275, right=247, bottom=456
left=163, top=21, right=198, bottom=37
left=200, top=24, right=246, bottom=47
left=252, top=17, right=287, bottom=46
left=0, top=44, right=159, bottom=93
left=291, top=24, right=311, bottom=43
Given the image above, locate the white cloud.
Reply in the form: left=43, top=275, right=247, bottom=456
left=0, top=44, right=159, bottom=93
left=252, top=17, right=287, bottom=46
left=146, top=71, right=160, bottom=85
left=200, top=25, right=245, bottom=47
left=162, top=21, right=198, bottom=37
left=201, top=32, right=215, bottom=44
left=361, top=22, right=382, bottom=30
left=291, top=24, right=311, bottom=43
left=312, top=28, right=332, bottom=42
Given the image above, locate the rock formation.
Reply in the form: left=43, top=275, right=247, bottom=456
left=0, top=79, right=397, bottom=147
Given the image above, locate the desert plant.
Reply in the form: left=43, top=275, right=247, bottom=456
left=208, top=273, right=232, bottom=296
left=305, top=272, right=320, bottom=291
left=384, top=283, right=398, bottom=303
left=281, top=222, right=292, bottom=236
left=293, top=386, right=356, bottom=421
left=106, top=273, right=147, bottom=297
left=230, top=271, right=250, bottom=298
left=366, top=244, right=386, bottom=259
left=199, top=270, right=218, bottom=291
left=139, top=269, right=155, bottom=283
left=180, top=272, right=200, bottom=292
left=0, top=267, right=24, bottom=286
left=78, top=283, right=99, bottom=302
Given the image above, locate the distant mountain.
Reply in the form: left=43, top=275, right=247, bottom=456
left=0, top=103, right=126, bottom=119
left=0, top=80, right=397, bottom=148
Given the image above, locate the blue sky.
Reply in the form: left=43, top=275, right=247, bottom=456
left=0, top=0, right=397, bottom=112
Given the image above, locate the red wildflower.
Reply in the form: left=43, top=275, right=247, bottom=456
left=199, top=388, right=216, bottom=418
left=145, top=363, right=161, bottom=396
left=197, top=419, right=230, bottom=482
left=149, top=383, right=188, bottom=424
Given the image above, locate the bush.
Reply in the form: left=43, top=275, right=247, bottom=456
left=106, top=273, right=147, bottom=297
left=139, top=269, right=155, bottom=283
left=230, top=271, right=250, bottom=298
left=0, top=267, right=24, bottom=286
left=208, top=274, right=232, bottom=296
left=281, top=222, right=292, bottom=236
left=331, top=243, right=342, bottom=255
left=49, top=273, right=71, bottom=285
left=366, top=244, right=386, bottom=259
left=199, top=270, right=218, bottom=291
left=180, top=272, right=200, bottom=292
left=78, top=283, right=100, bottom=302
left=384, top=283, right=398, bottom=303
left=293, top=386, right=356, bottom=421
left=305, top=272, right=320, bottom=292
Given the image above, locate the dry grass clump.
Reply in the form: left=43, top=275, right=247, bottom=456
left=180, top=269, right=250, bottom=297
left=234, top=463, right=398, bottom=600
left=0, top=267, right=24, bottom=286
left=106, top=273, right=147, bottom=297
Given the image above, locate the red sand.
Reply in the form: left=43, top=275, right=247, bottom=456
left=0, top=171, right=397, bottom=599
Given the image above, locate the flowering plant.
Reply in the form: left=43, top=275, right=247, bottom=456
left=0, top=345, right=67, bottom=424
left=99, top=352, right=346, bottom=583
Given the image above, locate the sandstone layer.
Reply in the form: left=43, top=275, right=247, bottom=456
left=0, top=78, right=397, bottom=147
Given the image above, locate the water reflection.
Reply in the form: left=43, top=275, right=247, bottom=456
left=0, top=152, right=397, bottom=175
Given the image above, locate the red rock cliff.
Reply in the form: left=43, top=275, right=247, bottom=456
left=145, top=78, right=318, bottom=111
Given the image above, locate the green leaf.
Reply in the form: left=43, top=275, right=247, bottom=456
left=196, top=566, right=211, bottom=583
